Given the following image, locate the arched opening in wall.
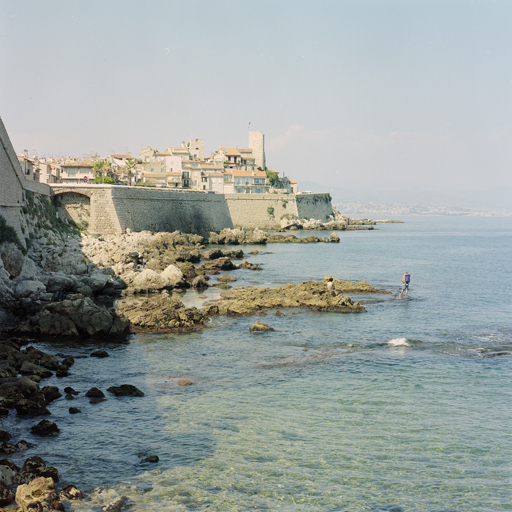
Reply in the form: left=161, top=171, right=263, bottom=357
left=53, top=192, right=91, bottom=231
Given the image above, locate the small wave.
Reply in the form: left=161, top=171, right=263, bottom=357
left=387, top=337, right=410, bottom=346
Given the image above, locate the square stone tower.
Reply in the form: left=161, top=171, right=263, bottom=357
left=249, top=131, right=266, bottom=170
left=187, top=139, right=204, bottom=161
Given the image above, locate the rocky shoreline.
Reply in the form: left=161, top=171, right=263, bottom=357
left=0, top=210, right=393, bottom=509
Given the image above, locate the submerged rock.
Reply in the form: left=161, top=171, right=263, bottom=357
left=107, top=384, right=144, bottom=397
left=249, top=321, right=275, bottom=332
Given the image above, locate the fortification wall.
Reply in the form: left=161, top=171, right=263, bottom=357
left=296, top=193, right=333, bottom=221
left=225, top=194, right=299, bottom=229
left=0, top=117, right=51, bottom=243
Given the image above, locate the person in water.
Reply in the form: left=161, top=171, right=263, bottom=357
left=399, top=272, right=410, bottom=298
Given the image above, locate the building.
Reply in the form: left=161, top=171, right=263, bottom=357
left=223, top=170, right=268, bottom=194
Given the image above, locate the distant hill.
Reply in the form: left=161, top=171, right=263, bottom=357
left=298, top=180, right=512, bottom=214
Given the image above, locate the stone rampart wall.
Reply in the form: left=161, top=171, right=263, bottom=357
left=0, top=117, right=51, bottom=242
left=225, top=194, right=299, bottom=229
left=109, top=188, right=233, bottom=235
left=295, top=194, right=333, bottom=221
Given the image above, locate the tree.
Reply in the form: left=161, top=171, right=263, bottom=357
left=265, top=169, right=279, bottom=187
left=92, top=160, right=113, bottom=183
left=122, top=158, right=137, bottom=185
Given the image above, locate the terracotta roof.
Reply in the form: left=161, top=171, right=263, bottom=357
left=60, top=159, right=94, bottom=168
left=111, top=154, right=132, bottom=159
left=219, top=147, right=241, bottom=157
left=289, top=179, right=297, bottom=183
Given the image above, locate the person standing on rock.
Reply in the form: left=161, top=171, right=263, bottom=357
left=326, top=277, right=336, bottom=297
left=399, top=272, right=410, bottom=298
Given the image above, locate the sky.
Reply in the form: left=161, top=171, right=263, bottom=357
left=1, top=0, right=511, bottom=196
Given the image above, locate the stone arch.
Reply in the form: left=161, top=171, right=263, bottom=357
left=53, top=191, right=91, bottom=229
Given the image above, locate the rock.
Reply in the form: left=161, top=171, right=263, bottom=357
left=39, top=354, right=60, bottom=370
left=217, top=274, right=237, bottom=282
left=103, top=496, right=129, bottom=511
left=89, top=397, right=106, bottom=404
left=248, top=250, right=259, bottom=255
left=69, top=407, right=81, bottom=414
left=85, top=387, right=105, bottom=398
left=0, top=463, right=17, bottom=486
left=0, top=377, right=39, bottom=401
left=160, top=264, right=187, bottom=289
left=14, top=279, right=46, bottom=299
left=329, top=232, right=340, bottom=243
left=40, top=386, right=62, bottom=403
left=215, top=282, right=232, bottom=290
left=249, top=321, right=275, bottom=332
left=275, top=310, right=285, bottom=316
left=0, top=243, right=24, bottom=278
left=118, top=296, right=210, bottom=333
left=207, top=280, right=371, bottom=317
left=238, top=260, right=262, bottom=270
left=19, top=361, right=53, bottom=378
left=0, top=443, right=16, bottom=455
left=30, top=420, right=60, bottom=436
left=199, top=257, right=237, bottom=272
left=0, top=483, right=15, bottom=507
left=16, top=456, right=59, bottom=484
left=15, top=399, right=51, bottom=417
left=63, top=386, right=79, bottom=395
left=60, top=356, right=75, bottom=368
left=0, top=433, right=10, bottom=443
left=107, top=384, right=144, bottom=397
left=15, top=440, right=29, bottom=451
left=17, top=297, right=129, bottom=338
left=90, top=350, right=109, bottom=358
left=140, top=455, right=159, bottom=464
left=191, top=275, right=209, bottom=289
left=60, top=483, right=85, bottom=500
left=15, top=476, right=62, bottom=512
left=177, top=379, right=194, bottom=386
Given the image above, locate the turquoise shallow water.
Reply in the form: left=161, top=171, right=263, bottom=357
left=5, top=216, right=512, bottom=511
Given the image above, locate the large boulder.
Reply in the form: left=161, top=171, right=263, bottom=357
left=0, top=243, right=24, bottom=278
left=15, top=476, right=62, bottom=512
left=14, top=280, right=46, bottom=299
left=160, top=264, right=187, bottom=289
left=17, top=297, right=129, bottom=338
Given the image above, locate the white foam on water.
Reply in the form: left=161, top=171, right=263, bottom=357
left=387, top=337, right=410, bottom=346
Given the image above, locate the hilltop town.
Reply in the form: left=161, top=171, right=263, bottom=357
left=17, top=131, right=298, bottom=196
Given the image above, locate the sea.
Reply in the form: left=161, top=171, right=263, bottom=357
left=4, top=215, right=512, bottom=511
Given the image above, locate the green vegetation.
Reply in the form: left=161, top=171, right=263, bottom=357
left=93, top=159, right=113, bottom=183
left=122, top=158, right=137, bottom=184
left=0, top=215, right=21, bottom=245
left=267, top=206, right=275, bottom=219
left=93, top=176, right=115, bottom=184
left=265, top=169, right=279, bottom=187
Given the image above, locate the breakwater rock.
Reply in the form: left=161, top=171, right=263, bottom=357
left=206, top=280, right=367, bottom=316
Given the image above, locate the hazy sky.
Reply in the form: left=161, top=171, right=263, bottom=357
left=1, top=0, right=511, bottom=194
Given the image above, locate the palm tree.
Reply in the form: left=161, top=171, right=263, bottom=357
left=122, top=158, right=137, bottom=185
left=93, top=159, right=113, bottom=183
